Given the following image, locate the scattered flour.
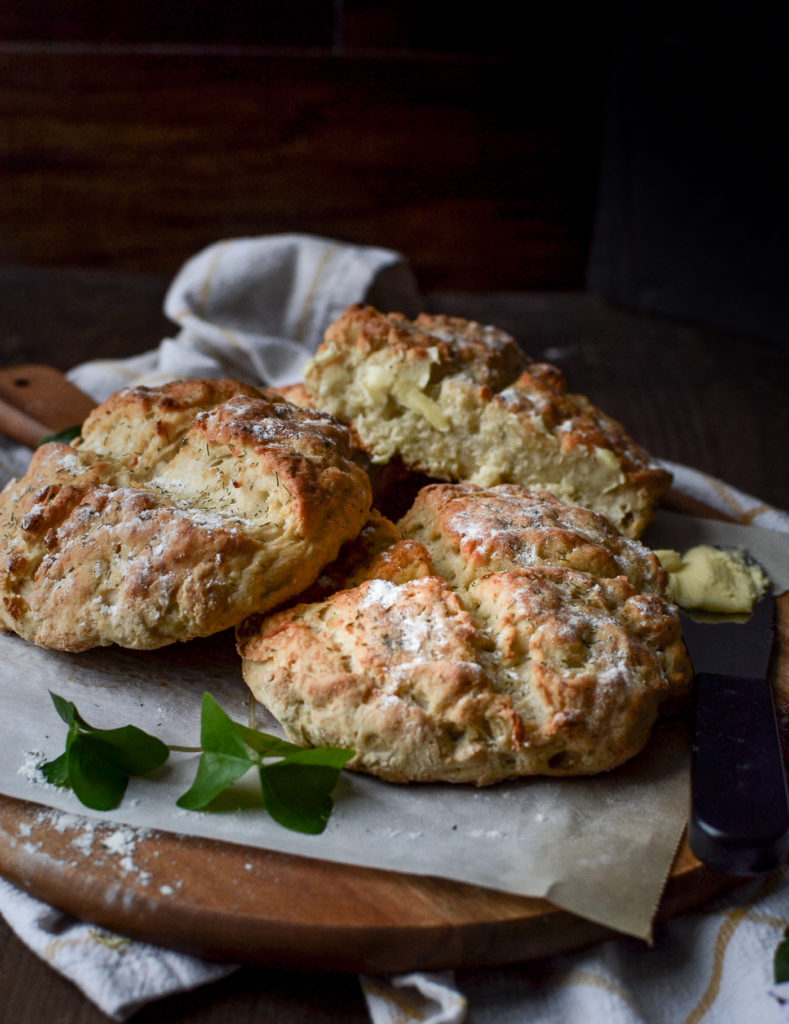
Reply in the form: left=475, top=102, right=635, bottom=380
left=358, top=578, right=401, bottom=611
left=21, top=806, right=159, bottom=888
left=17, top=750, right=56, bottom=789
left=101, top=828, right=137, bottom=858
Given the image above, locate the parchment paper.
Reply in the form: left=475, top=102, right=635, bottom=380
left=0, top=514, right=786, bottom=941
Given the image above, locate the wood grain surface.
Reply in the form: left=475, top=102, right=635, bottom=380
left=0, top=46, right=605, bottom=292
left=0, top=794, right=740, bottom=975
left=0, top=365, right=95, bottom=446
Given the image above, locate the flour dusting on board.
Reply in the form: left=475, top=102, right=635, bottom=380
left=11, top=800, right=160, bottom=888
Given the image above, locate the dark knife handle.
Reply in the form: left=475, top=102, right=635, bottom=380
left=690, top=671, right=789, bottom=874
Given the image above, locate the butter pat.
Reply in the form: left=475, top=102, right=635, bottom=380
left=654, top=544, right=770, bottom=614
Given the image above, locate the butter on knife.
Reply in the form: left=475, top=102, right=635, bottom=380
left=654, top=544, right=770, bottom=614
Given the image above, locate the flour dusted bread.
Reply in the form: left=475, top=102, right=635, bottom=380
left=399, top=482, right=667, bottom=596
left=239, top=483, right=691, bottom=783
left=0, top=379, right=371, bottom=651
left=300, top=304, right=670, bottom=537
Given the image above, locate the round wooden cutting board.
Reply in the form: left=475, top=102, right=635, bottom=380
left=0, top=488, right=786, bottom=974
left=0, top=792, right=744, bottom=974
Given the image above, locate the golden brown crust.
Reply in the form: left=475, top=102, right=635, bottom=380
left=492, top=366, right=667, bottom=494
left=399, top=483, right=667, bottom=595
left=323, top=305, right=528, bottom=391
left=239, top=483, right=691, bottom=783
left=302, top=304, right=671, bottom=537
left=271, top=382, right=316, bottom=409
left=0, top=381, right=371, bottom=650
left=272, top=379, right=428, bottom=520
left=77, top=378, right=265, bottom=477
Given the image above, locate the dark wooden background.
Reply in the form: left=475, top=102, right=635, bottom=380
left=0, top=3, right=616, bottom=292
left=3, top=3, right=785, bottom=340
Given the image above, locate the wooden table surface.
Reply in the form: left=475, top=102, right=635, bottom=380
left=0, top=265, right=788, bottom=1022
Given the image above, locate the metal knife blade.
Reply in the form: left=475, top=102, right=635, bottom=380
left=682, top=589, right=789, bottom=874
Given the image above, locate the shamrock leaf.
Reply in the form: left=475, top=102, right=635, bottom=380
left=38, top=424, right=82, bottom=446
left=176, top=693, right=254, bottom=810
left=775, top=926, right=789, bottom=983
left=259, top=748, right=355, bottom=834
left=40, top=690, right=354, bottom=833
left=177, top=693, right=354, bottom=832
left=42, top=692, right=169, bottom=810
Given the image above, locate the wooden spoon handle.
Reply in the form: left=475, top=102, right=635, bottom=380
left=0, top=365, right=95, bottom=446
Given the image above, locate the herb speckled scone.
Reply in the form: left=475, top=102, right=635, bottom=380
left=238, top=483, right=691, bottom=784
left=300, top=304, right=671, bottom=538
left=0, top=379, right=372, bottom=651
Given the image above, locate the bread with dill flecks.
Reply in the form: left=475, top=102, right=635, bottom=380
left=0, top=379, right=371, bottom=651
left=238, top=482, right=690, bottom=783
left=299, top=304, right=670, bottom=538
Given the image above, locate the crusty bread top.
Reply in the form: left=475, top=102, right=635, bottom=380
left=239, top=483, right=690, bottom=784
left=399, top=482, right=667, bottom=595
left=323, top=306, right=527, bottom=391
left=301, top=304, right=671, bottom=537
left=0, top=380, right=372, bottom=651
left=76, top=378, right=265, bottom=476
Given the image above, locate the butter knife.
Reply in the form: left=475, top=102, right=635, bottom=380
left=683, top=589, right=789, bottom=874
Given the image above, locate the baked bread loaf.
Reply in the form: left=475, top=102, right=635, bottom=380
left=0, top=379, right=371, bottom=651
left=300, top=304, right=671, bottom=537
left=239, top=483, right=691, bottom=784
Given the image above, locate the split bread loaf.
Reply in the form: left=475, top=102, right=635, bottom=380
left=0, top=379, right=371, bottom=650
left=298, top=304, right=671, bottom=538
left=239, top=483, right=691, bottom=784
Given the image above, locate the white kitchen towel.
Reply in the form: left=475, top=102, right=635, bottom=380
left=361, top=869, right=789, bottom=1024
left=67, top=233, right=421, bottom=403
left=662, top=460, right=789, bottom=534
left=0, top=876, right=236, bottom=1021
